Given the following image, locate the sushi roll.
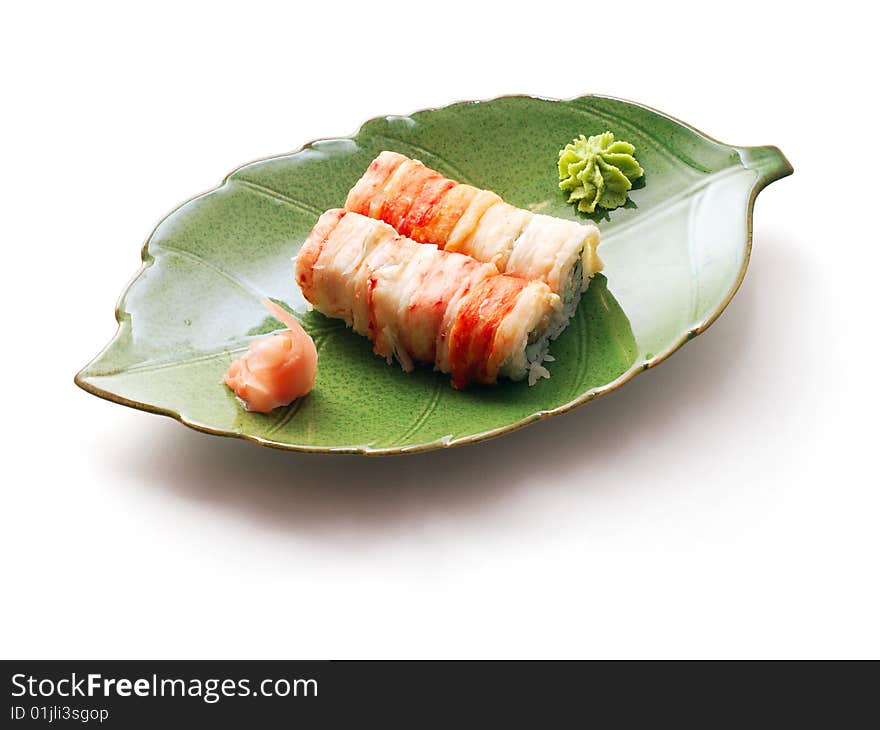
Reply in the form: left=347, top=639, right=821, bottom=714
left=295, top=210, right=561, bottom=388
left=344, top=152, right=602, bottom=338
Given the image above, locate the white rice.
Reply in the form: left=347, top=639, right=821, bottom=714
left=517, top=260, right=591, bottom=386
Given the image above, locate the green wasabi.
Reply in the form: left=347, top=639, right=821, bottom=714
left=558, top=131, right=644, bottom=213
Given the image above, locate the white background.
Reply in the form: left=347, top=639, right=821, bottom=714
left=2, top=1, right=877, bottom=659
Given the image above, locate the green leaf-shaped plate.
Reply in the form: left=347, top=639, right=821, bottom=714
left=76, top=95, right=791, bottom=454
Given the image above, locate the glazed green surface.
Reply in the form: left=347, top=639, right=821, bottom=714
left=77, top=95, right=791, bottom=453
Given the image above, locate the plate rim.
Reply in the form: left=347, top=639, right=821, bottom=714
left=74, top=93, right=794, bottom=456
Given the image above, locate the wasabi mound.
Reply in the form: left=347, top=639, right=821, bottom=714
left=558, top=132, right=643, bottom=213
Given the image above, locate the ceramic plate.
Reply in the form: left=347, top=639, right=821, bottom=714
left=76, top=95, right=792, bottom=454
